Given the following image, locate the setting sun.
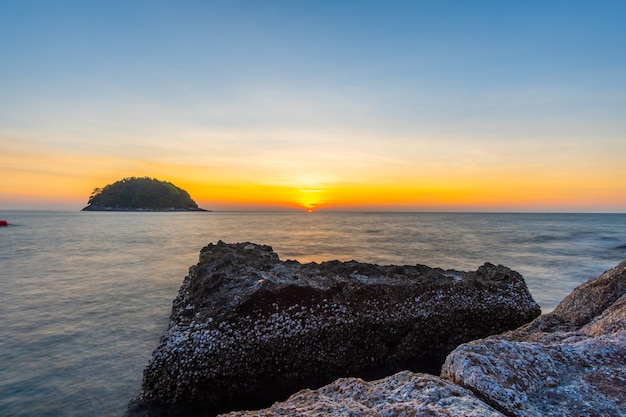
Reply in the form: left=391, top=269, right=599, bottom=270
left=295, top=189, right=325, bottom=212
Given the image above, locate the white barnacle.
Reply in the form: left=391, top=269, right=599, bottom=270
left=545, top=376, right=558, bottom=387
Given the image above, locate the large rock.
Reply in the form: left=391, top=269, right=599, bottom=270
left=441, top=260, right=626, bottom=416
left=131, top=241, right=540, bottom=415
left=222, top=371, right=506, bottom=417
left=211, top=260, right=625, bottom=417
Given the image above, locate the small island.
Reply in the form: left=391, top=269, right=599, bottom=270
left=81, top=177, right=208, bottom=211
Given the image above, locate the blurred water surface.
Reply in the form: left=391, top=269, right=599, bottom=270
left=1, top=211, right=625, bottom=416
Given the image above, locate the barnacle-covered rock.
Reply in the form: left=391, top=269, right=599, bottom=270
left=442, top=260, right=626, bottom=417
left=130, top=241, right=540, bottom=415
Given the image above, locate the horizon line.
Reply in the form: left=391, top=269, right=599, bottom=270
left=1, top=208, right=625, bottom=215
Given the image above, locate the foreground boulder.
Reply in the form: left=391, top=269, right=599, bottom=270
left=223, top=371, right=506, bottom=417
left=131, top=241, right=540, bottom=415
left=442, top=260, right=626, bottom=416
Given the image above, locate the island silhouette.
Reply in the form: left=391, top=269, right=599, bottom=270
left=81, top=177, right=207, bottom=211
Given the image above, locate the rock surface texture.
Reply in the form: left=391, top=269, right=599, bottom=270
left=131, top=241, right=540, bottom=415
left=442, top=259, right=626, bottom=417
left=224, top=371, right=506, bottom=417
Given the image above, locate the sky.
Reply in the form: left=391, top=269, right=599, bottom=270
left=1, top=0, right=625, bottom=212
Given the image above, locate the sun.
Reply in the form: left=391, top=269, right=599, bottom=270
left=280, top=173, right=334, bottom=211
left=295, top=188, right=325, bottom=212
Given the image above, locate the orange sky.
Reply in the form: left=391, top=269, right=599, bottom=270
left=2, top=135, right=625, bottom=212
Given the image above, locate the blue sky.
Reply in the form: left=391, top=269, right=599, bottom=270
left=1, top=1, right=625, bottom=210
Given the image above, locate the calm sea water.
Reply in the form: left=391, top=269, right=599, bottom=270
left=1, top=211, right=625, bottom=416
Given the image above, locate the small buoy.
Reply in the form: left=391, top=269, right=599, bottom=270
left=0, top=220, right=8, bottom=227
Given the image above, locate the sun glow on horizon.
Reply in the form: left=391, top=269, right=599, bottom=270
left=2, top=140, right=625, bottom=212
left=294, top=189, right=326, bottom=211
left=2, top=141, right=626, bottom=212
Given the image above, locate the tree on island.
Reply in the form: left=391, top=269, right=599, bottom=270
left=82, top=177, right=206, bottom=211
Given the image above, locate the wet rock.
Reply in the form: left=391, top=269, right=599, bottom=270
left=442, top=260, right=626, bottom=417
left=220, top=371, right=506, bottom=417
left=130, top=241, right=540, bottom=415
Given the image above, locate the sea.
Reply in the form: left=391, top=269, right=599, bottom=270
left=1, top=210, right=625, bottom=417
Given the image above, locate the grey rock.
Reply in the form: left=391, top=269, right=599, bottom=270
left=220, top=371, right=506, bottom=417
left=441, top=260, right=626, bottom=417
left=131, top=241, right=539, bottom=415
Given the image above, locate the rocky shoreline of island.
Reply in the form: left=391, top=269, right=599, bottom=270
left=127, top=243, right=626, bottom=417
left=82, top=206, right=210, bottom=212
